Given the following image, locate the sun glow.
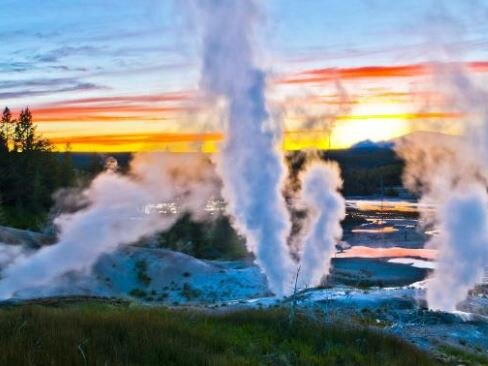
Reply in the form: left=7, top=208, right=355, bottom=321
left=36, top=83, right=463, bottom=152
left=332, top=101, right=410, bottom=148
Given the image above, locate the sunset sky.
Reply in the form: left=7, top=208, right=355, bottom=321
left=2, top=0, right=488, bottom=152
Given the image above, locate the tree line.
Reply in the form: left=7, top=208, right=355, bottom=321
left=0, top=107, right=75, bottom=229
left=286, top=150, right=404, bottom=197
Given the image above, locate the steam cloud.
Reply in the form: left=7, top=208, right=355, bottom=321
left=427, top=186, right=488, bottom=311
left=0, top=154, right=216, bottom=299
left=192, top=0, right=295, bottom=296
left=297, top=162, right=345, bottom=289
left=396, top=63, right=488, bottom=311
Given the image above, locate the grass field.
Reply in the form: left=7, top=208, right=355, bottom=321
left=0, top=302, right=437, bottom=365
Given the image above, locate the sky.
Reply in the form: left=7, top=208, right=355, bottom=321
left=1, top=0, right=488, bottom=152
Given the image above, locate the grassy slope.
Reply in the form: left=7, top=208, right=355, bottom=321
left=437, top=344, right=488, bottom=365
left=0, top=304, right=437, bottom=366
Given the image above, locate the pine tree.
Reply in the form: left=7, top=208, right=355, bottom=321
left=13, top=108, right=50, bottom=153
left=0, top=107, right=12, bottom=153
left=14, top=108, right=33, bottom=152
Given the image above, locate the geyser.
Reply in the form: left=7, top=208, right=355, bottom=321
left=192, top=0, right=294, bottom=295
left=396, top=63, right=488, bottom=311
left=427, top=186, right=488, bottom=311
left=0, top=154, right=216, bottom=299
left=297, top=161, right=345, bottom=289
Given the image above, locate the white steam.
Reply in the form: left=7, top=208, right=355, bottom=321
left=396, top=63, right=488, bottom=311
left=192, top=0, right=294, bottom=296
left=0, top=154, right=216, bottom=299
left=297, top=162, right=345, bottom=289
left=426, top=186, right=488, bottom=311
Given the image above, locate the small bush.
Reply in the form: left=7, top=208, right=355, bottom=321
left=134, top=260, right=151, bottom=286
left=180, top=283, right=201, bottom=301
left=128, top=288, right=146, bottom=298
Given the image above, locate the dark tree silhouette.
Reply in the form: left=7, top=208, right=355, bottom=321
left=0, top=107, right=76, bottom=229
left=14, top=108, right=50, bottom=152
left=0, top=107, right=13, bottom=153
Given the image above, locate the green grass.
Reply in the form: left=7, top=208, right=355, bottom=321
left=0, top=303, right=437, bottom=365
left=437, top=344, right=488, bottom=365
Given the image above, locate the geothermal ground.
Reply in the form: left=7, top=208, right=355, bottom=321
left=2, top=198, right=488, bottom=362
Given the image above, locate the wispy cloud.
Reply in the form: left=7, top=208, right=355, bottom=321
left=47, top=91, right=193, bottom=106
left=33, top=46, right=99, bottom=63
left=0, top=61, right=33, bottom=73
left=0, top=84, right=103, bottom=100
left=27, top=90, right=195, bottom=122
left=0, top=78, right=106, bottom=100
left=0, top=78, right=97, bottom=90
left=280, top=61, right=488, bottom=84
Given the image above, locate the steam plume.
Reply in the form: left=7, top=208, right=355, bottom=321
left=426, top=186, right=488, bottom=311
left=0, top=154, right=216, bottom=299
left=396, top=63, right=488, bottom=311
left=193, top=0, right=294, bottom=296
left=297, top=162, right=345, bottom=289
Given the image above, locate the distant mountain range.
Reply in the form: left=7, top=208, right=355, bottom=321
left=350, top=131, right=457, bottom=150
left=351, top=139, right=395, bottom=150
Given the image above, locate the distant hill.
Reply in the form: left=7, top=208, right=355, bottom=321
left=351, top=139, right=395, bottom=150
left=324, top=146, right=400, bottom=169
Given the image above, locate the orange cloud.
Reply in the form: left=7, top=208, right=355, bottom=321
left=49, top=132, right=222, bottom=152
left=469, top=61, right=488, bottom=72
left=335, top=111, right=462, bottom=121
left=49, top=132, right=221, bottom=146
left=47, top=92, right=193, bottom=106
left=33, top=106, right=186, bottom=122
left=28, top=91, right=196, bottom=123
left=21, top=62, right=476, bottom=152
left=280, top=61, right=488, bottom=84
